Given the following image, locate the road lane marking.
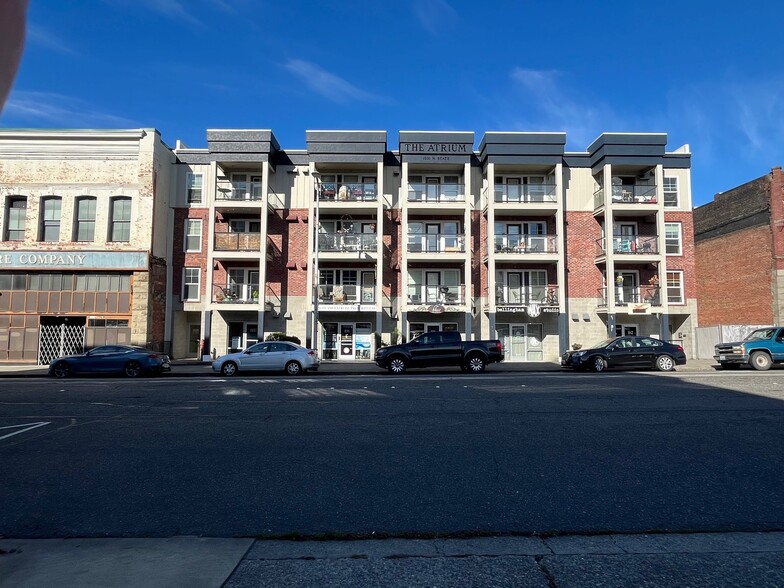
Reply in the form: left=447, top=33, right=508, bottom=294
left=0, top=421, right=51, bottom=441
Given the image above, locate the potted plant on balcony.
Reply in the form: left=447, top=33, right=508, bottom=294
left=648, top=275, right=659, bottom=286
left=251, top=289, right=259, bottom=302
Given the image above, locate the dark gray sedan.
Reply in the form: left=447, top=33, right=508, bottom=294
left=49, top=345, right=171, bottom=378
left=561, top=336, right=687, bottom=372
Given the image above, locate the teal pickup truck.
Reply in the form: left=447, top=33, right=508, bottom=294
left=714, top=327, right=784, bottom=370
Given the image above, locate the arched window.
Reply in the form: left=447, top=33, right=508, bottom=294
left=4, top=195, right=27, bottom=241
left=40, top=196, right=62, bottom=242
left=109, top=196, right=132, bottom=242
left=74, top=196, right=97, bottom=242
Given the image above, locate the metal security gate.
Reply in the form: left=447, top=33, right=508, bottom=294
left=38, top=322, right=86, bottom=365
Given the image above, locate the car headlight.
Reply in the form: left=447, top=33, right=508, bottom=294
left=572, top=351, right=586, bottom=358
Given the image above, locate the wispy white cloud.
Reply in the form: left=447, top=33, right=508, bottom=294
left=283, top=59, right=387, bottom=105
left=1, top=91, right=137, bottom=127
left=104, top=0, right=203, bottom=27
left=506, top=68, right=612, bottom=147
left=413, top=0, right=458, bottom=36
left=27, top=24, right=78, bottom=55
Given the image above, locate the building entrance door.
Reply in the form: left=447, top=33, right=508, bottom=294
left=339, top=324, right=354, bottom=359
left=38, top=316, right=86, bottom=365
left=188, top=325, right=201, bottom=356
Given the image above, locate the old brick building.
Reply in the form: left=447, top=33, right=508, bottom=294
left=693, top=166, right=784, bottom=326
left=0, top=129, right=174, bottom=363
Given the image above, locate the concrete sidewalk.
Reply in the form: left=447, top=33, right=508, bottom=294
left=1, top=532, right=783, bottom=587
left=0, top=358, right=722, bottom=377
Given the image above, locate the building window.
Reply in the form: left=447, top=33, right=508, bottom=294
left=663, top=177, right=679, bottom=207
left=74, top=196, right=97, bottom=241
left=666, top=271, right=684, bottom=304
left=5, top=196, right=26, bottom=241
left=183, top=268, right=200, bottom=301
left=40, top=196, right=62, bottom=242
left=187, top=173, right=203, bottom=204
left=184, top=219, right=202, bottom=252
left=110, top=197, right=132, bottom=242
left=664, top=222, right=682, bottom=255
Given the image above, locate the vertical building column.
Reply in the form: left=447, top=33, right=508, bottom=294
left=376, top=160, right=384, bottom=342
left=603, top=163, right=615, bottom=336
left=555, top=162, right=568, bottom=354
left=401, top=161, right=409, bottom=342
left=258, top=161, right=271, bottom=338
left=201, top=309, right=212, bottom=361
left=307, top=163, right=318, bottom=350
left=487, top=162, right=496, bottom=339
left=463, top=160, right=472, bottom=338
left=655, top=163, right=668, bottom=340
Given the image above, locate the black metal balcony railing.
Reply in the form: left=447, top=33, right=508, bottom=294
left=213, top=283, right=260, bottom=304
left=593, top=185, right=657, bottom=208
left=319, top=183, right=377, bottom=202
left=407, top=233, right=465, bottom=253
left=494, top=184, right=556, bottom=203
left=317, top=232, right=377, bottom=252
left=407, top=284, right=465, bottom=305
left=495, top=285, right=559, bottom=306
left=316, top=284, right=375, bottom=305
left=595, top=235, right=659, bottom=256
left=598, top=285, right=662, bottom=306
left=217, top=182, right=263, bottom=201
left=214, top=232, right=262, bottom=251
left=407, top=183, right=465, bottom=203
left=494, top=234, right=557, bottom=254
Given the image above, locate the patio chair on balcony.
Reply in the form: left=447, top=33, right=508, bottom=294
left=332, top=286, right=345, bottom=303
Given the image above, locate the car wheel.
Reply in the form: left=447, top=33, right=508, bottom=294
left=285, top=361, right=302, bottom=376
left=465, top=355, right=486, bottom=373
left=51, top=361, right=70, bottom=379
left=750, top=351, right=772, bottom=371
left=124, top=361, right=142, bottom=378
left=388, top=357, right=407, bottom=374
left=655, top=354, right=675, bottom=371
left=221, top=361, right=238, bottom=377
left=592, top=356, right=607, bottom=372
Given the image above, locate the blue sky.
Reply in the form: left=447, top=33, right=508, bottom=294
left=2, top=0, right=783, bottom=207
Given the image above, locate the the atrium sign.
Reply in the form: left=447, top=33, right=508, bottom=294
left=400, top=142, right=471, bottom=163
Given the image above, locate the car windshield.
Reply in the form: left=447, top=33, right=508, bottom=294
left=589, top=338, right=616, bottom=349
left=744, top=329, right=776, bottom=341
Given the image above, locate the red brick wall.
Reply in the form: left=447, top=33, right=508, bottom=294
left=171, top=208, right=209, bottom=298
left=770, top=167, right=784, bottom=271
left=695, top=224, right=774, bottom=325
left=665, top=211, right=697, bottom=301
left=564, top=211, right=603, bottom=296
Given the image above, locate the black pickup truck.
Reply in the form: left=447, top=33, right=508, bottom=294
left=374, top=331, right=504, bottom=374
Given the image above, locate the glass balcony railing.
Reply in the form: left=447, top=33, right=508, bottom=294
left=407, top=183, right=465, bottom=203
left=494, top=184, right=556, bottom=203
left=217, top=181, right=263, bottom=201
left=318, top=183, right=377, bottom=202
left=317, top=232, right=377, bottom=252
left=594, top=185, right=657, bottom=207
left=598, top=285, right=662, bottom=306
left=213, top=283, right=260, bottom=304
left=494, top=234, right=557, bottom=254
left=406, top=284, right=465, bottom=305
left=407, top=233, right=465, bottom=253
left=495, top=285, right=559, bottom=306
left=595, top=235, right=660, bottom=255
left=214, top=232, right=262, bottom=251
left=316, top=283, right=375, bottom=305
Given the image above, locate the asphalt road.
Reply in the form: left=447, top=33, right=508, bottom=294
left=2, top=370, right=784, bottom=539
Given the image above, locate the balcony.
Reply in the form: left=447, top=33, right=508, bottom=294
left=598, top=285, right=662, bottom=307
left=318, top=182, right=377, bottom=202
left=318, top=232, right=377, bottom=252
left=216, top=180, right=263, bottom=201
left=494, top=184, right=556, bottom=203
left=407, top=183, right=465, bottom=203
left=407, top=233, right=465, bottom=253
left=495, top=285, right=559, bottom=306
left=494, top=234, right=558, bottom=254
left=213, top=283, right=260, bottom=304
left=214, top=232, right=262, bottom=251
left=316, top=283, right=375, bottom=306
left=595, top=235, right=659, bottom=256
left=406, top=284, right=465, bottom=306
left=594, top=185, right=657, bottom=208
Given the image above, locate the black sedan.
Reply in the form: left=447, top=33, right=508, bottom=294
left=49, top=345, right=171, bottom=378
left=561, top=336, right=687, bottom=372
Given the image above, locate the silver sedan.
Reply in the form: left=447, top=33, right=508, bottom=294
left=212, top=341, right=320, bottom=376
